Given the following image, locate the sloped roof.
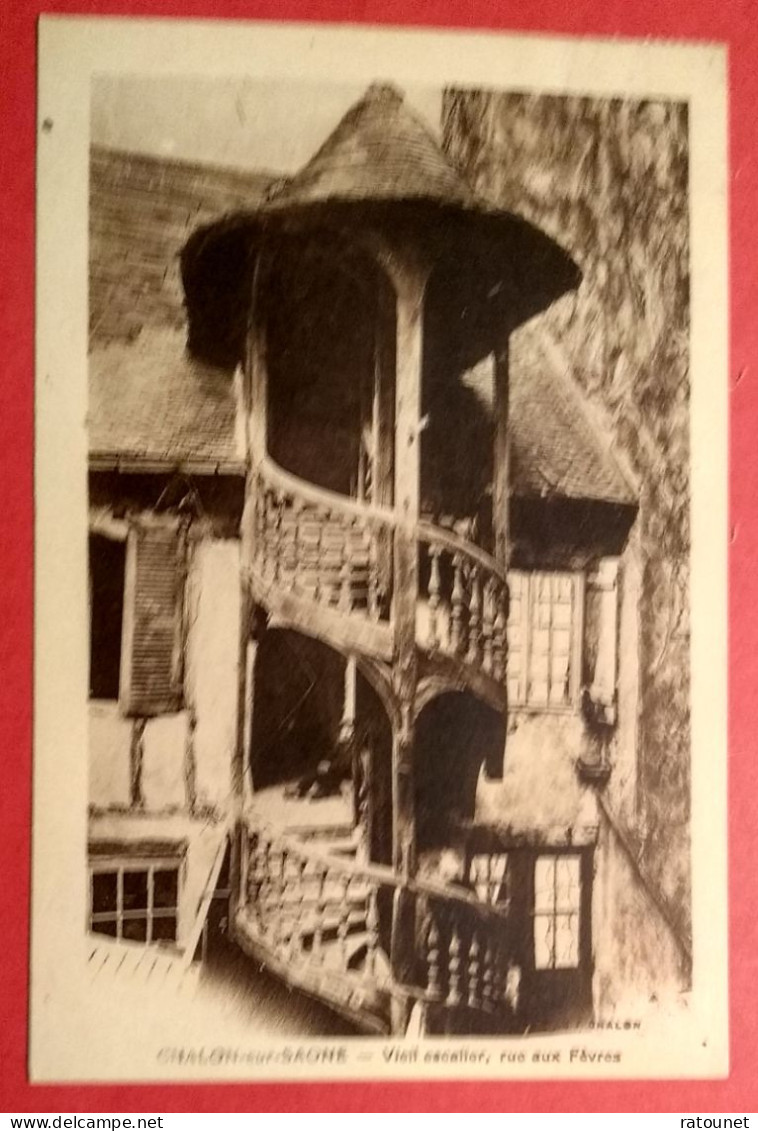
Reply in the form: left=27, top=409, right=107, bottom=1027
left=509, top=333, right=635, bottom=504
left=90, top=146, right=274, bottom=349
left=88, top=145, right=634, bottom=505
left=181, top=84, right=581, bottom=362
left=89, top=327, right=241, bottom=468
left=267, top=83, right=474, bottom=210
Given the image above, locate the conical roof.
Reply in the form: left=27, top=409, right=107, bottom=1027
left=181, top=83, right=582, bottom=366
left=265, top=82, right=475, bottom=211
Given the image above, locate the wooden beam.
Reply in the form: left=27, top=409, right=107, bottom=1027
left=391, top=262, right=427, bottom=876
left=247, top=251, right=269, bottom=472
left=392, top=262, right=425, bottom=693
left=493, top=340, right=511, bottom=571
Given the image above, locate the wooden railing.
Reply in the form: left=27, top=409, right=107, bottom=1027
left=234, top=823, right=518, bottom=1035
left=250, top=456, right=395, bottom=624
left=417, top=521, right=508, bottom=685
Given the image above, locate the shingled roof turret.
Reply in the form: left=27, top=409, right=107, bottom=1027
left=180, top=83, right=582, bottom=367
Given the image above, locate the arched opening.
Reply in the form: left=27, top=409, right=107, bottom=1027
left=264, top=234, right=396, bottom=503
left=248, top=627, right=393, bottom=853
left=414, top=691, right=505, bottom=875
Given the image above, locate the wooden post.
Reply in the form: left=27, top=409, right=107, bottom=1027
left=387, top=258, right=427, bottom=1034
left=241, top=636, right=258, bottom=803
left=492, top=340, right=510, bottom=572
left=247, top=249, right=269, bottom=474
left=374, top=283, right=396, bottom=510
left=233, top=246, right=271, bottom=933
left=339, top=655, right=360, bottom=826
left=390, top=259, right=427, bottom=876
left=389, top=678, right=419, bottom=1030
left=241, top=248, right=270, bottom=572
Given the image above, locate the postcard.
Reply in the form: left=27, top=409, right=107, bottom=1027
left=33, top=15, right=727, bottom=1081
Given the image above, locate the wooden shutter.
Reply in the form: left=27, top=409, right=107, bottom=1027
left=584, top=557, right=620, bottom=724
left=120, top=517, right=187, bottom=717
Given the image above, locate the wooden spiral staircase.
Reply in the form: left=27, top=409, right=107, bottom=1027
left=233, top=454, right=517, bottom=1035
left=234, top=823, right=519, bottom=1036
left=247, top=454, right=509, bottom=712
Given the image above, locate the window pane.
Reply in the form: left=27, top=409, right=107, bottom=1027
left=122, top=917, right=148, bottom=942
left=534, top=915, right=555, bottom=970
left=534, top=856, right=556, bottom=912
left=552, top=600, right=572, bottom=628
left=92, top=871, right=118, bottom=914
left=153, top=868, right=178, bottom=909
left=470, top=854, right=508, bottom=905
left=151, top=914, right=177, bottom=942
left=554, top=913, right=579, bottom=967
left=552, top=628, right=571, bottom=656
left=122, top=870, right=148, bottom=911
left=89, top=534, right=126, bottom=700
left=91, top=919, right=118, bottom=939
left=555, top=856, right=581, bottom=911
left=517, top=571, right=578, bottom=709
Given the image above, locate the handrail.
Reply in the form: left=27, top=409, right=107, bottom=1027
left=417, top=518, right=506, bottom=583
left=251, top=821, right=509, bottom=929
left=258, top=453, right=397, bottom=528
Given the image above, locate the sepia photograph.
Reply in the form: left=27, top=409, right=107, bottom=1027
left=32, top=18, right=727, bottom=1081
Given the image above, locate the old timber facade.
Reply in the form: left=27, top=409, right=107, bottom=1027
left=86, top=84, right=691, bottom=1035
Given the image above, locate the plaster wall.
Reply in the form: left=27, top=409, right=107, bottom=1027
left=475, top=712, right=597, bottom=843
left=88, top=529, right=241, bottom=817
left=89, top=702, right=131, bottom=809
left=185, top=536, right=241, bottom=812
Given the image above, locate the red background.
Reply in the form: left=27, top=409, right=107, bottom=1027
left=1, top=0, right=755, bottom=1113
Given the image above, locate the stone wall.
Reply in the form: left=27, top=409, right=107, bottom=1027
left=442, top=90, right=691, bottom=947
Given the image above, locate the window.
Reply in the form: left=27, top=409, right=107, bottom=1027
left=89, top=856, right=181, bottom=944
left=88, top=515, right=186, bottom=716
left=507, top=571, right=584, bottom=710
left=533, top=853, right=582, bottom=970
left=89, top=534, right=127, bottom=700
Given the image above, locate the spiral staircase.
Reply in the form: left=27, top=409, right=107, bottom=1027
left=247, top=454, right=510, bottom=713
left=231, top=453, right=519, bottom=1036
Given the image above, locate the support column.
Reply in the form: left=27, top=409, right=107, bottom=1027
left=388, top=259, right=427, bottom=1035
left=339, top=655, right=362, bottom=828
left=230, top=596, right=258, bottom=928
left=233, top=249, right=270, bottom=924
left=492, top=340, right=511, bottom=571
left=241, top=249, right=270, bottom=571
left=374, top=284, right=396, bottom=509
left=389, top=707, right=418, bottom=1034
left=390, top=261, right=427, bottom=876
left=247, top=249, right=269, bottom=472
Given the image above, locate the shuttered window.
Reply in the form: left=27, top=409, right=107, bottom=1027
left=119, top=518, right=187, bottom=717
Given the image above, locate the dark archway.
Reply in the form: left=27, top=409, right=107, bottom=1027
left=420, top=260, right=496, bottom=544
left=414, top=690, right=505, bottom=854
left=249, top=628, right=393, bottom=858
left=264, top=234, right=396, bottom=502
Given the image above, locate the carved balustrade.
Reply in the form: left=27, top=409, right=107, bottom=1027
left=235, top=822, right=518, bottom=1035
left=417, top=521, right=508, bottom=685
left=246, top=459, right=509, bottom=701
left=250, top=456, right=395, bottom=624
